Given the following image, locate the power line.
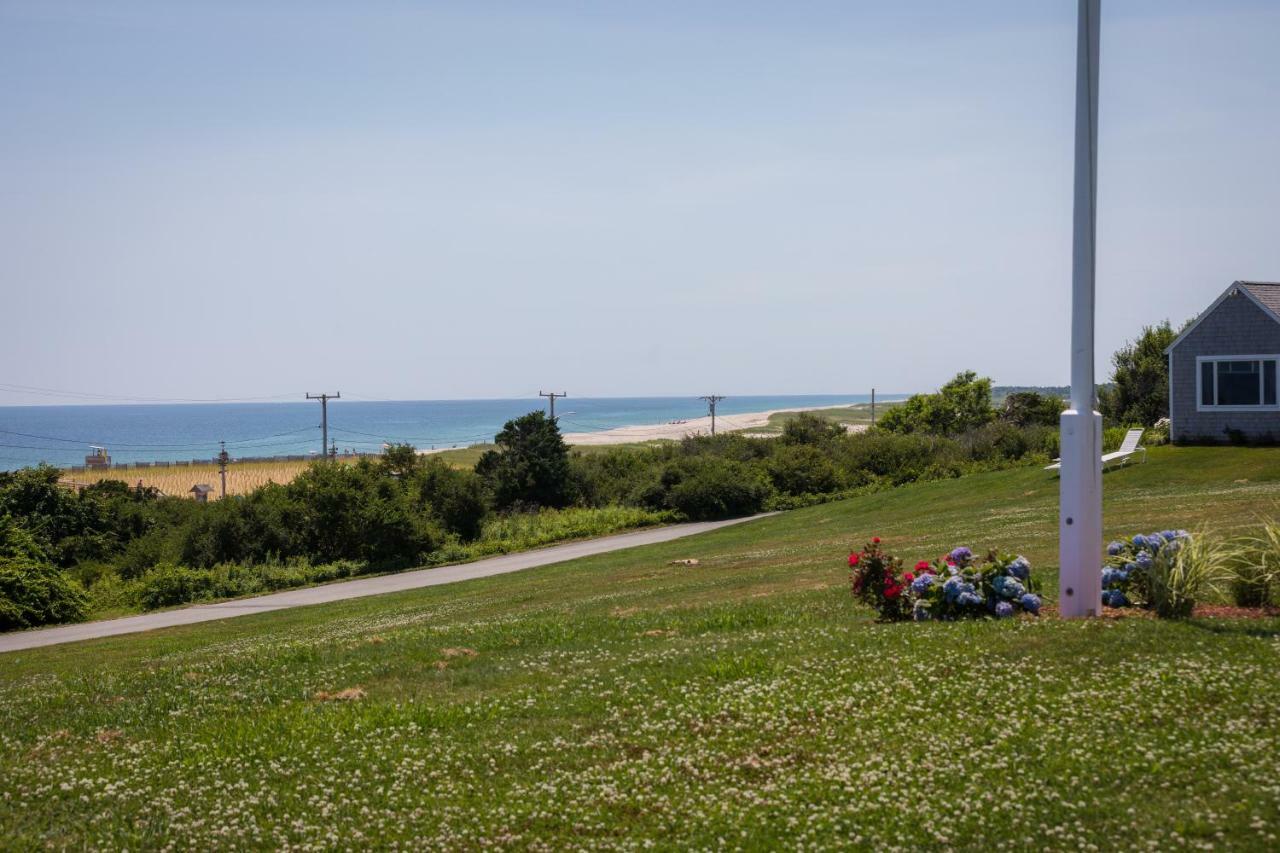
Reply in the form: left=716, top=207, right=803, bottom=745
left=0, top=382, right=305, bottom=404
left=0, top=425, right=317, bottom=449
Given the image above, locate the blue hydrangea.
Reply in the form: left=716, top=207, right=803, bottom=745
left=913, top=603, right=931, bottom=622
left=943, top=576, right=964, bottom=603
left=957, top=590, right=984, bottom=607
left=1135, top=552, right=1153, bottom=571
left=1020, top=593, right=1041, bottom=614
left=992, top=575, right=1026, bottom=600
left=949, top=546, right=973, bottom=564
left=1107, top=541, right=1124, bottom=556
left=1124, top=561, right=1137, bottom=572
left=1102, top=589, right=1130, bottom=608
left=1101, top=567, right=1119, bottom=587
left=911, top=574, right=935, bottom=594
left=1133, top=534, right=1149, bottom=550
left=994, top=601, right=1014, bottom=618
left=1007, top=556, right=1031, bottom=580
left=1160, top=530, right=1178, bottom=542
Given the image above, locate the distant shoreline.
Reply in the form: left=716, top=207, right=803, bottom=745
left=558, top=402, right=872, bottom=447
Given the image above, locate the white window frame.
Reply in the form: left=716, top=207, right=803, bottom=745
left=1195, top=354, right=1280, bottom=412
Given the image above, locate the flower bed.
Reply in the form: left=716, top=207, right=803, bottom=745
left=1101, top=530, right=1190, bottom=611
left=848, top=538, right=1041, bottom=622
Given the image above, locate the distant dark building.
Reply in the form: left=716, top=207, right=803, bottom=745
left=189, top=484, right=215, bottom=503
left=1166, top=281, right=1280, bottom=443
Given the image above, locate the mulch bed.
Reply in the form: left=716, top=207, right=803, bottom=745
left=1037, top=604, right=1279, bottom=620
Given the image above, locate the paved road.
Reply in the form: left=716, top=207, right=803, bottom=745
left=0, top=515, right=768, bottom=653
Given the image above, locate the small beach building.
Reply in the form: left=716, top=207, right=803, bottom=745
left=189, top=484, right=215, bottom=503
left=1166, top=281, right=1280, bottom=443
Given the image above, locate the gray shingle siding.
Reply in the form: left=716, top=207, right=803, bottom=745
left=1169, top=288, right=1280, bottom=443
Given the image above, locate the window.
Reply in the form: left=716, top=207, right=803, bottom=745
left=1196, top=356, right=1280, bottom=410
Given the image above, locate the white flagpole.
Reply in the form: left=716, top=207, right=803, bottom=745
left=1059, top=0, right=1103, bottom=618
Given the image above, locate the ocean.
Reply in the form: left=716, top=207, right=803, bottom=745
left=0, top=394, right=888, bottom=472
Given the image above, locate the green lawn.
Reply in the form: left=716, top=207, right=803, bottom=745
left=2, top=446, right=1279, bottom=848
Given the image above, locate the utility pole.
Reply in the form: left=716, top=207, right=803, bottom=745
left=699, top=395, right=725, bottom=435
left=539, top=390, right=567, bottom=420
left=217, top=440, right=229, bottom=500
left=330, top=440, right=338, bottom=462
left=306, top=392, right=340, bottom=460
left=871, top=388, right=876, bottom=426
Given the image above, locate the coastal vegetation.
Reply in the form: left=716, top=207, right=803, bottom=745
left=0, top=375, right=1139, bottom=626
left=2, top=446, right=1278, bottom=847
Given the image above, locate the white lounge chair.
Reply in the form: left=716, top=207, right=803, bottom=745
left=1046, top=428, right=1145, bottom=471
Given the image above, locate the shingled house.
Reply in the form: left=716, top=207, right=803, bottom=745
left=1166, top=281, right=1280, bottom=443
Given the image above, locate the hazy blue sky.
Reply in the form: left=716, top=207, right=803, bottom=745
left=2, top=0, right=1278, bottom=404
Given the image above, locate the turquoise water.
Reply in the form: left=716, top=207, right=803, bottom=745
left=0, top=394, right=895, bottom=471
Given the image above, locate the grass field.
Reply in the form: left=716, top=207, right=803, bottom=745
left=63, top=440, right=679, bottom=495
left=6, top=446, right=1280, bottom=848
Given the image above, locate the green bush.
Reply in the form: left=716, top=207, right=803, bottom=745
left=835, top=431, right=964, bottom=486
left=779, top=413, right=846, bottom=446
left=0, top=557, right=88, bottom=631
left=877, top=372, right=994, bottom=436
left=476, top=411, right=575, bottom=510
left=765, top=445, right=842, bottom=496
left=658, top=459, right=771, bottom=521
left=134, top=563, right=215, bottom=610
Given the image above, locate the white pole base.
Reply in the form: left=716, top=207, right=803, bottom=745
left=1059, top=408, right=1103, bottom=618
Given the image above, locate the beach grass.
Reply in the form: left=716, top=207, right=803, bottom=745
left=57, top=457, right=343, bottom=497
left=746, top=401, right=902, bottom=435
left=4, top=445, right=1280, bottom=847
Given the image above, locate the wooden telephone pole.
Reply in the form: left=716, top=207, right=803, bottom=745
left=539, top=390, right=567, bottom=420
left=306, top=392, right=340, bottom=460
left=217, top=440, right=229, bottom=499
left=699, top=395, right=725, bottom=435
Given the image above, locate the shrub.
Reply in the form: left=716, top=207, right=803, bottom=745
left=476, top=411, right=574, bottom=510
left=779, top=413, right=846, bottom=446
left=835, top=431, right=964, bottom=486
left=847, top=539, right=1040, bottom=622
left=847, top=538, right=910, bottom=621
left=412, top=459, right=487, bottom=541
left=0, top=514, right=46, bottom=561
left=0, top=557, right=89, bottom=631
left=659, top=459, right=771, bottom=521
left=765, top=445, right=842, bottom=497
left=134, top=563, right=216, bottom=610
left=1102, top=530, right=1238, bottom=618
left=1234, top=521, right=1280, bottom=607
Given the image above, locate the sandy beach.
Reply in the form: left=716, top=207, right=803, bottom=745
left=560, top=402, right=864, bottom=446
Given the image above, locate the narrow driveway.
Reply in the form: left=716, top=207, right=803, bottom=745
left=0, top=515, right=768, bottom=653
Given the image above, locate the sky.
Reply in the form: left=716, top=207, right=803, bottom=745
left=2, top=0, right=1278, bottom=404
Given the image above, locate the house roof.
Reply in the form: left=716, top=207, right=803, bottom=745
left=1165, top=281, right=1280, bottom=354
left=190, top=484, right=214, bottom=494
left=1241, top=281, right=1280, bottom=317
